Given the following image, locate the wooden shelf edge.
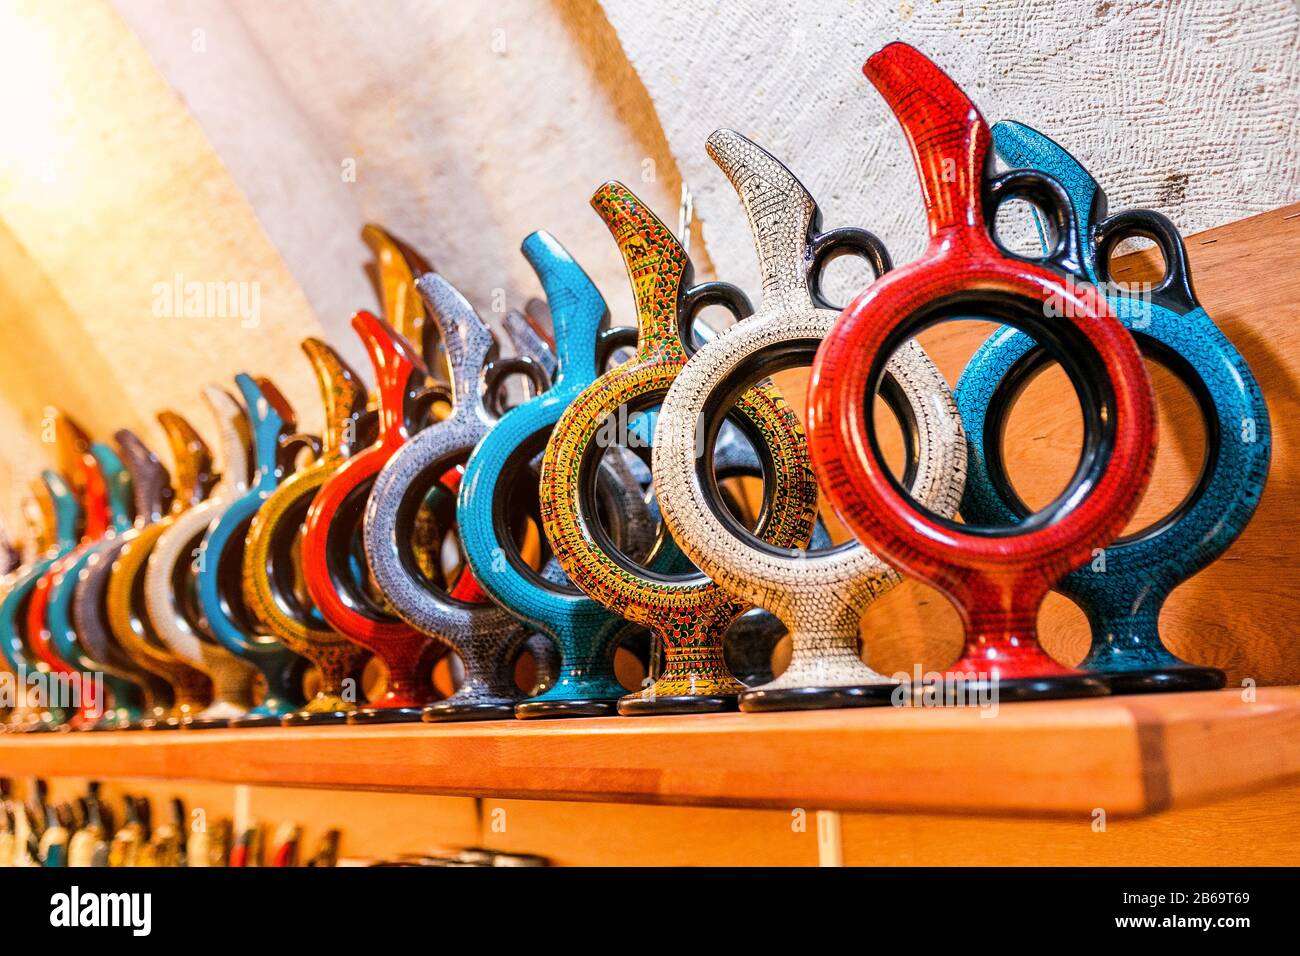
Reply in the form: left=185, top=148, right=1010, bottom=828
left=3, top=687, right=1299, bottom=816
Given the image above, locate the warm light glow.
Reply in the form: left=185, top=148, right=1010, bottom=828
left=0, top=1, right=81, bottom=218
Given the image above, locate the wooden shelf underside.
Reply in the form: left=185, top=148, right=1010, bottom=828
left=3, top=687, right=1299, bottom=817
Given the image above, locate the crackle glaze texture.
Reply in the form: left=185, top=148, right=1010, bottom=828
left=654, top=129, right=967, bottom=707
left=145, top=387, right=258, bottom=724
left=364, top=272, right=532, bottom=716
left=196, top=375, right=310, bottom=723
left=72, top=430, right=176, bottom=725
left=0, top=470, right=80, bottom=730
left=456, top=231, right=648, bottom=715
left=598, top=0, right=1300, bottom=305
left=241, top=339, right=372, bottom=721
left=955, top=120, right=1271, bottom=684
left=106, top=412, right=216, bottom=725
left=539, top=181, right=818, bottom=713
left=807, top=44, right=1156, bottom=697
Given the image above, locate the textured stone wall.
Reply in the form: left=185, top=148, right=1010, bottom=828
left=600, top=0, right=1300, bottom=300
left=0, top=0, right=1296, bottom=543
left=114, top=0, right=683, bottom=351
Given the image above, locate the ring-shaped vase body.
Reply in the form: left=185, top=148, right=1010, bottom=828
left=242, top=224, right=446, bottom=725
left=539, top=181, right=819, bottom=716
left=73, top=430, right=177, bottom=726
left=655, top=129, right=967, bottom=712
left=806, top=43, right=1156, bottom=703
left=35, top=444, right=144, bottom=729
left=364, top=272, right=542, bottom=722
left=106, top=412, right=216, bottom=727
left=562, top=302, right=795, bottom=688
left=953, top=120, right=1270, bottom=694
left=197, top=375, right=311, bottom=726
left=453, top=231, right=647, bottom=719
left=608, top=322, right=795, bottom=688
left=28, top=443, right=108, bottom=730
left=512, top=303, right=782, bottom=689
left=0, top=471, right=81, bottom=731
left=492, top=308, right=573, bottom=692
left=145, top=387, right=258, bottom=728
left=242, top=339, right=373, bottom=725
left=0, top=522, right=18, bottom=575
left=302, top=311, right=453, bottom=723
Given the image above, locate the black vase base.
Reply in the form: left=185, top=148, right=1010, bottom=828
left=281, top=709, right=352, bottom=727
left=180, top=715, right=233, bottom=730
left=1095, top=665, right=1226, bottom=696
left=514, top=698, right=620, bottom=720
left=141, top=716, right=184, bottom=731
left=617, top=694, right=738, bottom=717
left=346, top=705, right=428, bottom=725
left=422, top=701, right=519, bottom=723
left=228, top=711, right=292, bottom=728
left=740, top=683, right=900, bottom=713
left=86, top=718, right=147, bottom=732
left=9, top=722, right=57, bottom=734
left=913, top=673, right=1110, bottom=705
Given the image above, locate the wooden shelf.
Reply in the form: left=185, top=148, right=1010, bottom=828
left=4, top=687, right=1299, bottom=817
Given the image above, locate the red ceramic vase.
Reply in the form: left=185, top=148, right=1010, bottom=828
left=807, top=43, right=1157, bottom=703
left=300, top=311, right=474, bottom=722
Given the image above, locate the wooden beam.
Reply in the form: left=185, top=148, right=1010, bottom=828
left=3, top=687, right=1299, bottom=816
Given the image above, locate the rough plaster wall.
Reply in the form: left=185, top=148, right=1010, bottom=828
left=0, top=0, right=679, bottom=538
left=2, top=0, right=1297, bottom=542
left=0, top=0, right=326, bottom=536
left=115, top=0, right=683, bottom=339
left=599, top=0, right=1300, bottom=302
left=0, top=219, right=133, bottom=540
left=112, top=0, right=379, bottom=375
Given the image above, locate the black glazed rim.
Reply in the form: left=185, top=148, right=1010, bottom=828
left=72, top=541, right=123, bottom=662
left=170, top=527, right=215, bottom=644
left=575, top=388, right=771, bottom=586
left=325, top=476, right=398, bottom=623
left=982, top=333, right=1218, bottom=546
left=1095, top=665, right=1226, bottom=694
left=514, top=698, right=619, bottom=718
left=738, top=682, right=900, bottom=711
left=127, top=546, right=172, bottom=652
left=281, top=708, right=351, bottom=726
left=595, top=325, right=638, bottom=372
left=346, top=705, right=426, bottom=724
left=867, top=289, right=1118, bottom=538
left=391, top=446, right=487, bottom=611
left=9, top=587, right=39, bottom=659
left=491, top=425, right=584, bottom=597
left=266, top=490, right=326, bottom=629
left=676, top=279, right=752, bottom=359
left=617, top=693, right=739, bottom=714
left=422, top=700, right=518, bottom=721
left=214, top=513, right=261, bottom=637
left=908, top=672, right=1110, bottom=702
left=698, top=335, right=918, bottom=562
left=491, top=429, right=658, bottom=598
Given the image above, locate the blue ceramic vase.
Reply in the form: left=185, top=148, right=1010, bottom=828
left=45, top=443, right=147, bottom=730
left=955, top=121, right=1271, bottom=693
left=0, top=471, right=81, bottom=731
left=196, top=374, right=311, bottom=727
left=458, top=231, right=646, bottom=717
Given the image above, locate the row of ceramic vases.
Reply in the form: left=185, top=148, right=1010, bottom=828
left=0, top=43, right=1271, bottom=731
